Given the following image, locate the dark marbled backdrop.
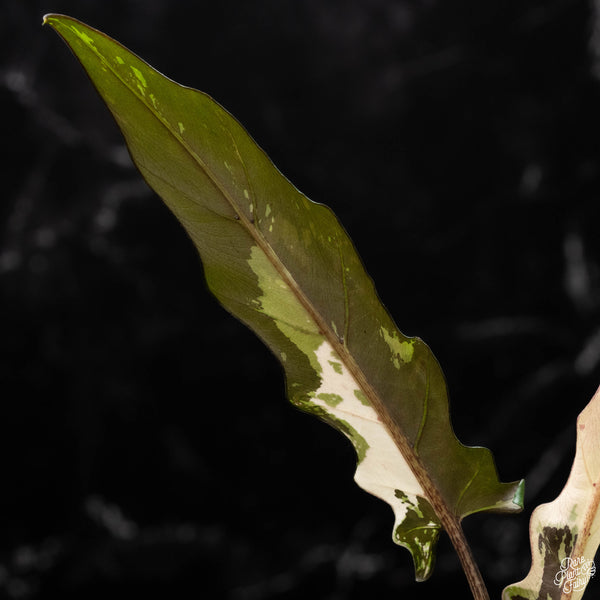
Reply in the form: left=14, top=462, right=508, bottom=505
left=3, top=1, right=600, bottom=598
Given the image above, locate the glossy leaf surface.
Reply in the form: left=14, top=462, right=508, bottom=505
left=45, top=14, right=523, bottom=582
left=503, top=385, right=600, bottom=600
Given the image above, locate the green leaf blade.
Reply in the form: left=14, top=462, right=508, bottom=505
left=45, top=13, right=523, bottom=584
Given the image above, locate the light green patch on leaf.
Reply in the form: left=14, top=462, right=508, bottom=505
left=501, top=585, right=537, bottom=600
left=69, top=24, right=96, bottom=49
left=353, top=389, right=370, bottom=406
left=331, top=321, right=339, bottom=339
left=317, top=392, right=343, bottom=407
left=115, top=55, right=124, bottom=65
left=379, top=327, right=415, bottom=367
left=127, top=64, right=148, bottom=98
left=248, top=246, right=323, bottom=375
left=131, top=65, right=147, bottom=88
left=328, top=360, right=343, bottom=375
left=569, top=504, right=578, bottom=521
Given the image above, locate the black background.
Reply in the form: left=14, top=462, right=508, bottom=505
left=3, top=1, right=600, bottom=598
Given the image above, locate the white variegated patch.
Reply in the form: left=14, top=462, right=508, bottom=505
left=247, top=244, right=439, bottom=572
left=309, top=340, right=427, bottom=531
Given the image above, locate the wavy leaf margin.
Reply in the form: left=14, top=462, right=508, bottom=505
left=45, top=13, right=524, bottom=590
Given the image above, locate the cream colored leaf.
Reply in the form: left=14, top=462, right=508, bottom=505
left=503, top=385, right=600, bottom=600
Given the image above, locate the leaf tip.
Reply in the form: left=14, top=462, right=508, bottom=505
left=42, top=13, right=60, bottom=27
left=513, top=478, right=525, bottom=510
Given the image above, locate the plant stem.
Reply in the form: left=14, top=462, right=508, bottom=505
left=444, top=517, right=490, bottom=600
left=409, top=456, right=489, bottom=599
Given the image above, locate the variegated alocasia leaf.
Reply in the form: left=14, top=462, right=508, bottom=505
left=45, top=13, right=524, bottom=588
left=503, top=385, right=600, bottom=600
